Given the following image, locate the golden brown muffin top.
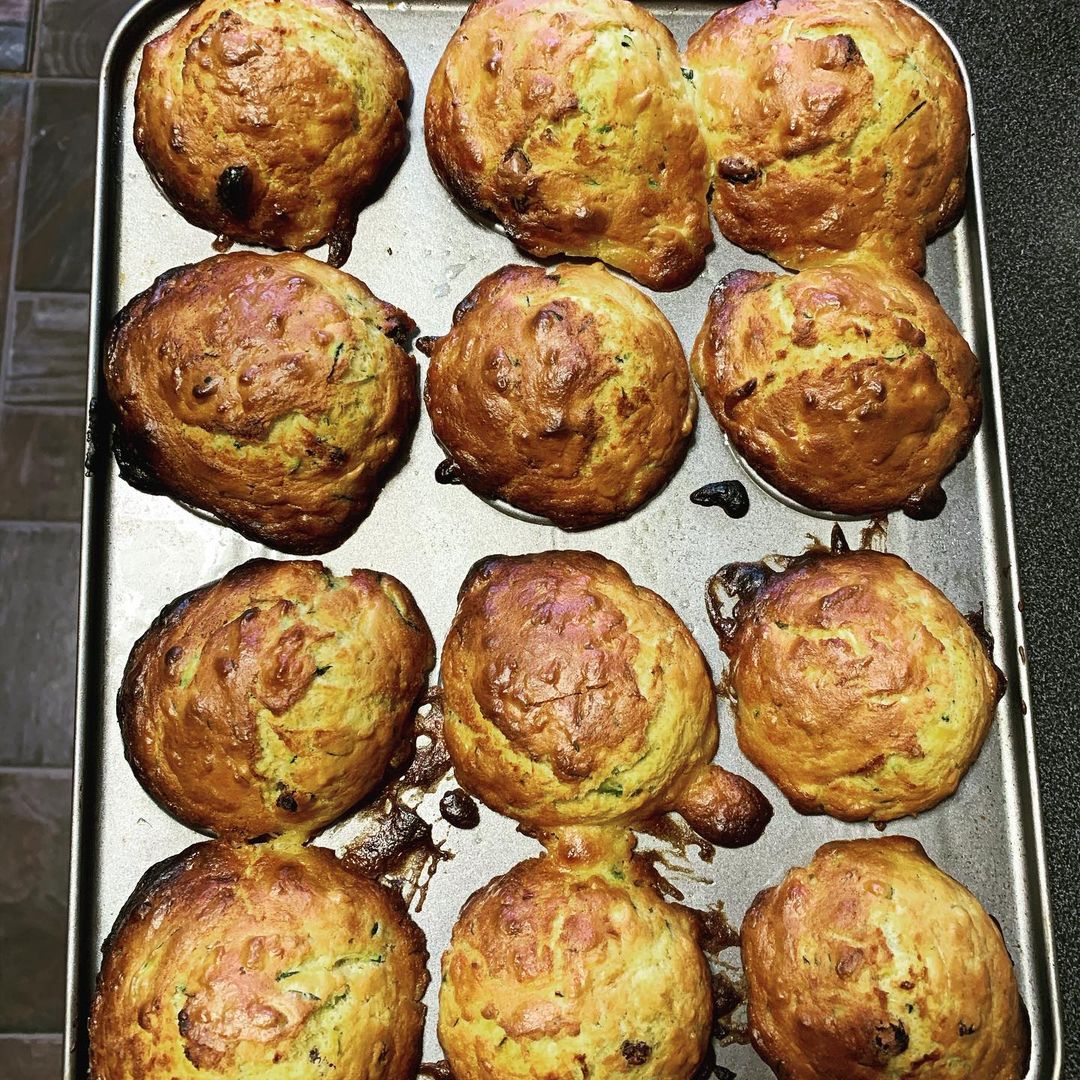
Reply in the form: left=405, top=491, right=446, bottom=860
left=423, top=262, right=695, bottom=529
left=89, top=839, right=429, bottom=1080
left=686, top=0, right=969, bottom=272
left=690, top=260, right=982, bottom=518
left=425, top=0, right=712, bottom=289
left=439, top=835, right=712, bottom=1080
left=742, top=836, right=1030, bottom=1079
left=442, top=550, right=771, bottom=845
left=134, top=0, right=410, bottom=263
left=105, top=252, right=417, bottom=554
left=120, top=558, right=435, bottom=840
left=710, top=548, right=1001, bottom=821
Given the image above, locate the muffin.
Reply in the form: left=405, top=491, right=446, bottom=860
left=439, top=834, right=712, bottom=1080
left=742, top=837, right=1030, bottom=1079
left=119, top=559, right=434, bottom=840
left=424, top=263, right=696, bottom=529
left=105, top=252, right=418, bottom=554
left=711, top=548, right=1002, bottom=821
left=690, top=260, right=982, bottom=518
left=134, top=0, right=410, bottom=264
left=441, top=550, right=772, bottom=845
left=425, top=0, right=712, bottom=289
left=89, top=839, right=428, bottom=1080
left=685, top=0, right=969, bottom=272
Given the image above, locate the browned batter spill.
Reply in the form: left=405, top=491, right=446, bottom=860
left=711, top=963, right=749, bottom=1046
left=341, top=691, right=456, bottom=909
left=860, top=516, right=888, bottom=550
left=693, top=898, right=740, bottom=954
left=642, top=813, right=717, bottom=865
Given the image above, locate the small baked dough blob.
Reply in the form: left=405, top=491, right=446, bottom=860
left=439, top=838, right=712, bottom=1080
left=89, top=839, right=428, bottom=1080
left=105, top=252, right=418, bottom=554
left=685, top=0, right=969, bottom=272
left=424, top=262, right=695, bottom=529
left=742, top=837, right=1030, bottom=1080
left=425, top=0, right=712, bottom=289
left=714, top=549, right=1001, bottom=821
left=690, top=259, right=981, bottom=518
left=119, top=558, right=435, bottom=840
left=134, top=0, right=410, bottom=263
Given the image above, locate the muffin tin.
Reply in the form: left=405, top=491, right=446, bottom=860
left=64, top=1, right=1062, bottom=1076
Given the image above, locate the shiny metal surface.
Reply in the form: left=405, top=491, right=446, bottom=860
left=64, top=1, right=1062, bottom=1076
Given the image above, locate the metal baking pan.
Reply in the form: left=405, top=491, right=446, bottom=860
left=64, top=1, right=1064, bottom=1076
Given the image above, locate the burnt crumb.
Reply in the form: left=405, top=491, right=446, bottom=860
left=439, top=788, right=481, bottom=829
left=416, top=335, right=439, bottom=356
left=691, top=1045, right=737, bottom=1080
left=717, top=156, right=759, bottom=184
left=177, top=1006, right=191, bottom=1037
left=216, top=164, right=255, bottom=219
left=830, top=523, right=851, bottom=555
left=690, top=480, right=749, bottom=519
left=84, top=396, right=114, bottom=478
left=418, top=1063, right=455, bottom=1080
left=958, top=1022, right=977, bottom=1036
left=621, top=1041, right=652, bottom=1066
left=873, top=1021, right=909, bottom=1058
left=309, top=1048, right=321, bottom=1063
left=903, top=483, right=947, bottom=520
left=435, top=459, right=464, bottom=485
left=276, top=790, right=299, bottom=813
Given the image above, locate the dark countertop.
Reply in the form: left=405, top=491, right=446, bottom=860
left=919, top=1, right=1079, bottom=1071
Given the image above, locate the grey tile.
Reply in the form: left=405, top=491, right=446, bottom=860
left=0, top=80, right=28, bottom=360
left=0, top=407, right=85, bottom=522
left=0, top=1035, right=64, bottom=1080
left=0, top=0, right=33, bottom=71
left=5, top=293, right=90, bottom=406
left=16, top=81, right=97, bottom=293
left=0, top=525, right=79, bottom=767
left=37, top=0, right=133, bottom=78
left=0, top=770, right=72, bottom=1031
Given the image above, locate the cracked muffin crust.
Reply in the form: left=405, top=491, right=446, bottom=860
left=742, top=837, right=1029, bottom=1080
left=441, top=550, right=772, bottom=846
left=425, top=0, right=712, bottom=289
left=690, top=259, right=982, bottom=518
left=423, top=262, right=695, bottom=529
left=439, top=833, right=712, bottom=1080
left=710, top=548, right=1002, bottom=821
left=685, top=0, right=969, bottom=272
left=104, top=252, right=418, bottom=554
left=119, top=558, right=435, bottom=840
left=89, top=839, right=429, bottom=1080
left=134, top=0, right=410, bottom=263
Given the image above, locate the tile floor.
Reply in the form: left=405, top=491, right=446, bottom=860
left=0, top=1, right=131, bottom=1075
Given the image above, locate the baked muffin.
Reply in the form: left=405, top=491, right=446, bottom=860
left=134, top=0, right=410, bottom=264
left=742, top=836, right=1030, bottom=1079
left=711, top=548, right=1002, bottom=821
left=119, top=558, right=435, bottom=840
left=439, top=833, right=712, bottom=1080
left=89, top=839, right=428, bottom=1080
left=425, top=0, right=712, bottom=289
left=442, top=550, right=772, bottom=845
left=685, top=0, right=969, bottom=272
left=690, top=260, right=982, bottom=518
left=424, top=263, right=695, bottom=529
left=105, top=252, right=418, bottom=554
